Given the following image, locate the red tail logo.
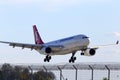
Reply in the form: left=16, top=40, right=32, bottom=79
left=33, top=25, right=44, bottom=44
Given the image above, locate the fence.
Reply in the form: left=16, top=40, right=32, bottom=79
left=18, top=63, right=120, bottom=80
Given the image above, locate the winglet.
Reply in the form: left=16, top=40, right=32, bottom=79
left=33, top=25, right=44, bottom=44
left=116, top=40, right=119, bottom=45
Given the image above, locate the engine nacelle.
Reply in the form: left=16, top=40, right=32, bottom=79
left=41, top=47, right=52, bottom=54
left=45, top=47, right=52, bottom=53
left=41, top=46, right=63, bottom=54
left=84, top=49, right=96, bottom=56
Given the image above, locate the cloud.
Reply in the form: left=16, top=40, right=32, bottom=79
left=113, top=32, right=120, bottom=37
left=107, top=32, right=120, bottom=38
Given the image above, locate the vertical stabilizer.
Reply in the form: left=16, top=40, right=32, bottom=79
left=33, top=25, right=44, bottom=44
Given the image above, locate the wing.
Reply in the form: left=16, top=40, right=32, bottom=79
left=90, top=40, right=119, bottom=49
left=0, top=41, right=64, bottom=51
left=0, top=41, right=43, bottom=50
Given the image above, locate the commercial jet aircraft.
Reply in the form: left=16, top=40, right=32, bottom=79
left=0, top=25, right=119, bottom=63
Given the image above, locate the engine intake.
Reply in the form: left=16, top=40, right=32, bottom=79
left=84, top=49, right=96, bottom=56
left=45, top=47, right=52, bottom=53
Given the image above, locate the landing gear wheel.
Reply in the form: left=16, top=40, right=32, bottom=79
left=49, top=56, right=51, bottom=60
left=74, top=57, right=76, bottom=60
left=81, top=52, right=84, bottom=55
left=44, top=58, right=47, bottom=62
left=44, top=55, right=51, bottom=62
left=70, top=59, right=74, bottom=63
left=69, top=59, right=72, bottom=63
left=47, top=58, right=50, bottom=62
left=69, top=56, right=76, bottom=63
left=69, top=52, right=76, bottom=63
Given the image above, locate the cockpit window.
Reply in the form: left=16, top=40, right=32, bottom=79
left=82, top=36, right=89, bottom=39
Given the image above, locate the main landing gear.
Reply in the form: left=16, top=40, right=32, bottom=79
left=44, top=55, right=51, bottom=62
left=69, top=52, right=76, bottom=63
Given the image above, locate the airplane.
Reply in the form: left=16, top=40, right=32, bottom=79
left=0, top=25, right=119, bottom=63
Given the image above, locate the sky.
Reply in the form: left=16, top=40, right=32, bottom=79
left=0, top=0, right=120, bottom=64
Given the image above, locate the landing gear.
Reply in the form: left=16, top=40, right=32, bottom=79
left=81, top=52, right=84, bottom=55
left=44, top=55, right=51, bottom=62
left=69, top=52, right=76, bottom=63
left=81, top=51, right=84, bottom=55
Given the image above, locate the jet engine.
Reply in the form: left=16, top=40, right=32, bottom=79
left=41, top=46, right=63, bottom=54
left=84, top=49, right=96, bottom=56
left=41, top=47, right=52, bottom=53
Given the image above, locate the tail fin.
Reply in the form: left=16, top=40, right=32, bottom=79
left=33, top=25, right=44, bottom=44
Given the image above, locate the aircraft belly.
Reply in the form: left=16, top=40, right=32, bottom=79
left=52, top=39, right=89, bottom=55
left=51, top=46, right=87, bottom=55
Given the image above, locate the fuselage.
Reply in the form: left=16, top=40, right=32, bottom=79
left=37, top=34, right=90, bottom=55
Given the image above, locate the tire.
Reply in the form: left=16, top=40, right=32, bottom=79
left=44, top=58, right=47, bottom=62
left=81, top=53, right=84, bottom=55
left=74, top=57, right=76, bottom=60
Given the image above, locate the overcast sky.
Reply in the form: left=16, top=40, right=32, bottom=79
left=0, top=0, right=120, bottom=64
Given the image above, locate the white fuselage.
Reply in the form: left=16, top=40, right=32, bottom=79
left=37, top=35, right=90, bottom=56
